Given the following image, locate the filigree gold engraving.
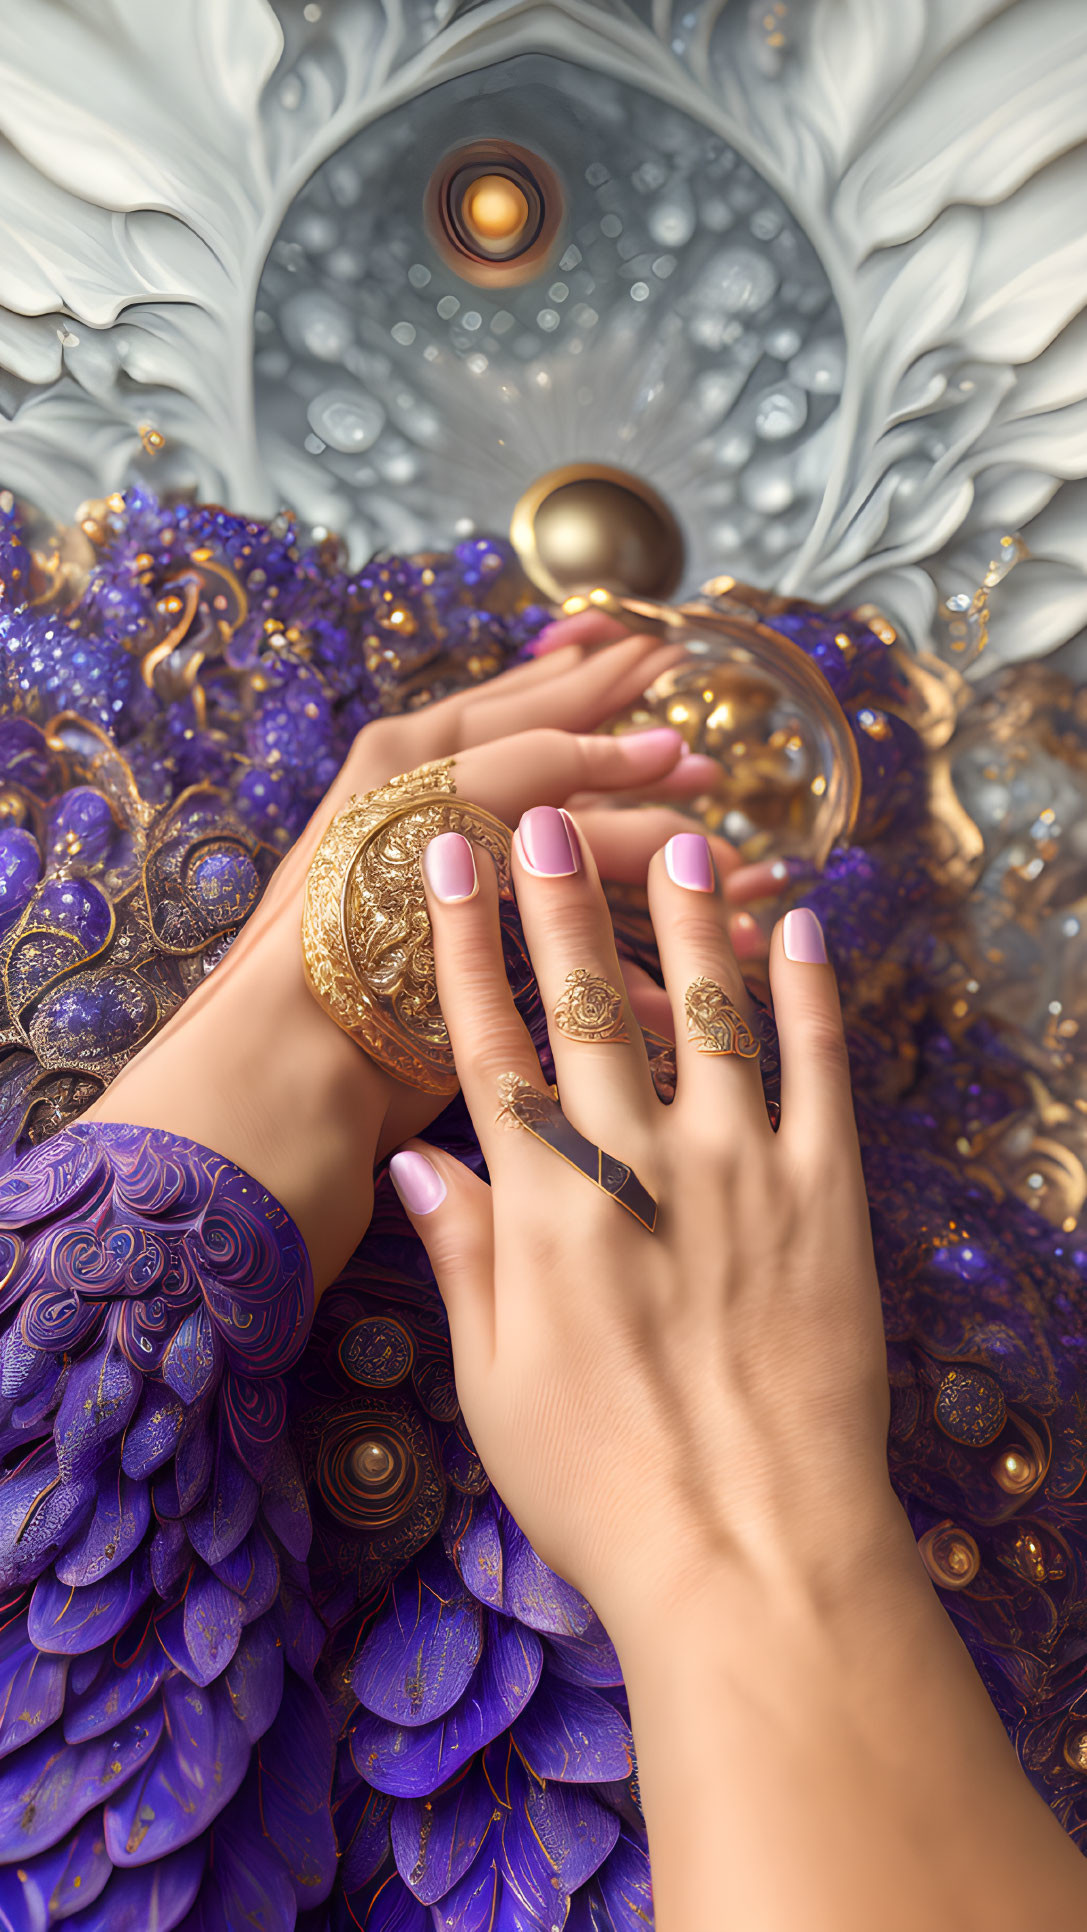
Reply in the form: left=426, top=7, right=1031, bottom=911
left=684, top=977, right=761, bottom=1057
left=302, top=759, right=514, bottom=1094
left=553, top=968, right=629, bottom=1044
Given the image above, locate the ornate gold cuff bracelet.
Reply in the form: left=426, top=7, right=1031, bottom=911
left=301, top=759, right=513, bottom=1093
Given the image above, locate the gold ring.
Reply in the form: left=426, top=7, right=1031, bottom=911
left=301, top=760, right=513, bottom=1093
left=552, top=968, right=630, bottom=1045
left=684, top=977, right=761, bottom=1057
left=496, top=1072, right=657, bottom=1232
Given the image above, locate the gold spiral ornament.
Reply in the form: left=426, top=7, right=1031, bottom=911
left=426, top=140, right=563, bottom=286
left=313, top=1396, right=445, bottom=1560
left=918, top=1521, right=981, bottom=1590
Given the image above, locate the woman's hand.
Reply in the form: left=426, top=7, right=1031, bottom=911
left=391, top=809, right=1087, bottom=1932
left=90, top=626, right=785, bottom=1287
left=388, top=807, right=899, bottom=1637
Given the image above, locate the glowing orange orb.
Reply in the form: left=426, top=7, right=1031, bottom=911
left=460, top=174, right=530, bottom=251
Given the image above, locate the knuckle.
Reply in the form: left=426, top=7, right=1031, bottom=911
left=350, top=713, right=406, bottom=775
left=665, top=902, right=730, bottom=958
left=530, top=896, right=606, bottom=954
left=796, top=1008, right=849, bottom=1077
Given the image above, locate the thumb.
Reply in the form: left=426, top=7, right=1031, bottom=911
left=388, top=1144, right=494, bottom=1359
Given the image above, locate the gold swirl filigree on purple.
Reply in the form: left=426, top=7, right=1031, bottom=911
left=4, top=1122, right=313, bottom=1398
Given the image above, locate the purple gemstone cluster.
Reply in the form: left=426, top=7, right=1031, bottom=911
left=1, top=488, right=1086, bottom=1928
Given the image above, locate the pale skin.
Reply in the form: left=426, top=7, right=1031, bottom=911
left=388, top=811, right=1087, bottom=1932
left=89, top=621, right=775, bottom=1284
left=82, top=614, right=1087, bottom=1927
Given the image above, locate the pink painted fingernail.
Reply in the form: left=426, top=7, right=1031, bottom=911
left=389, top=1150, right=447, bottom=1214
left=515, top=806, right=581, bottom=877
left=782, top=907, right=827, bottom=963
left=664, top=832, right=715, bottom=892
left=423, top=832, right=478, bottom=902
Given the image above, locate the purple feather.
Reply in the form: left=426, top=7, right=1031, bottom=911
left=220, top=1366, right=287, bottom=1479
left=336, top=1781, right=393, bottom=1892
left=350, top=1613, right=543, bottom=1797
left=0, top=1131, right=106, bottom=1226
left=173, top=1409, right=214, bottom=1516
left=9, top=1363, right=62, bottom=1434
left=19, top=1286, right=104, bottom=1356
left=221, top=1614, right=284, bottom=1743
left=0, top=1325, right=52, bottom=1403
left=161, top=1307, right=220, bottom=1406
left=0, top=1706, right=163, bottom=1857
left=443, top=1491, right=504, bottom=1610
left=209, top=1523, right=279, bottom=1624
left=9, top=1809, right=113, bottom=1920
left=54, top=1466, right=150, bottom=1587
left=564, top=1887, right=611, bottom=1931
left=252, top=1670, right=337, bottom=1906
left=103, top=1672, right=250, bottom=1864
left=186, top=1789, right=296, bottom=1930
left=498, top=1748, right=619, bottom=1907
left=28, top=1550, right=152, bottom=1655
left=512, top=1669, right=634, bottom=1784
left=0, top=1625, right=67, bottom=1756
left=156, top=1565, right=243, bottom=1687
left=500, top=1518, right=594, bottom=1638
left=391, top=1762, right=497, bottom=1903
left=0, top=1861, right=48, bottom=1932
left=53, top=1330, right=141, bottom=1482
left=346, top=1866, right=432, bottom=1932
left=184, top=1425, right=258, bottom=1565
left=275, top=1579, right=325, bottom=1678
left=256, top=1436, right=311, bottom=1561
left=544, top=1620, right=624, bottom=1690
left=59, top=1841, right=204, bottom=1931
left=63, top=1614, right=168, bottom=1742
left=0, top=1443, right=95, bottom=1589
left=150, top=1465, right=181, bottom=1520
left=352, top=1541, right=484, bottom=1725
left=596, top=1827, right=654, bottom=1932
left=428, top=1852, right=503, bottom=1932
left=149, top=1521, right=190, bottom=1599
left=120, top=1382, right=186, bottom=1479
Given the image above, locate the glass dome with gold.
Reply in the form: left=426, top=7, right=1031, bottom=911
left=510, top=461, right=862, bottom=869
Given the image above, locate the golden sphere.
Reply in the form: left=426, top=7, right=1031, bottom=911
left=352, top=1438, right=394, bottom=1485
left=994, top=1448, right=1037, bottom=1495
left=1063, top=1726, right=1087, bottom=1774
left=511, top=463, right=684, bottom=603
left=460, top=174, right=530, bottom=250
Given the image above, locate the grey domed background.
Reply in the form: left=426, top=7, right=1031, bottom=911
left=1, top=0, right=1087, bottom=667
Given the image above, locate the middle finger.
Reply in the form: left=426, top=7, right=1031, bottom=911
left=512, top=805, right=658, bottom=1147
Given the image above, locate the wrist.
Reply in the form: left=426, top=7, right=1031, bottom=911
left=600, top=1476, right=922, bottom=1679
left=91, top=911, right=389, bottom=1288
left=610, top=1505, right=1087, bottom=1932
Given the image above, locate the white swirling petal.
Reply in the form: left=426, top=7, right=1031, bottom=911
left=0, top=0, right=1085, bottom=669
